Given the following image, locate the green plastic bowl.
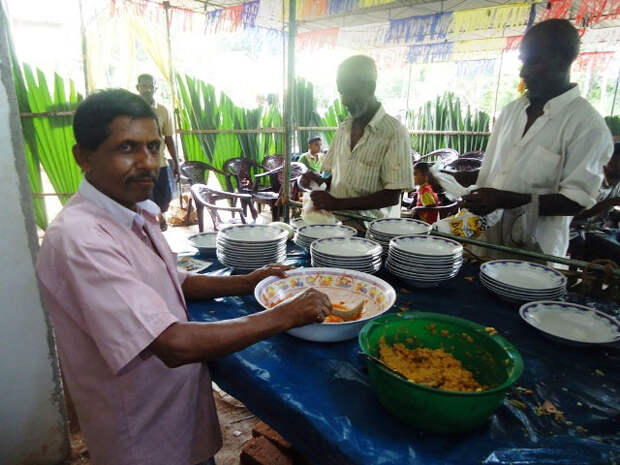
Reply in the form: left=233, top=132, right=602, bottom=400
left=358, top=312, right=523, bottom=434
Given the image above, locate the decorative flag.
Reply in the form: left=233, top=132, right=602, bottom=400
left=297, top=27, right=339, bottom=51
left=453, top=38, right=506, bottom=58
left=455, top=59, right=497, bottom=78
left=539, top=0, right=573, bottom=20
left=337, top=23, right=389, bottom=49
left=452, top=3, right=530, bottom=35
left=385, top=12, right=452, bottom=44
left=407, top=42, right=453, bottom=63
left=505, top=35, right=524, bottom=52
left=574, top=51, right=615, bottom=72
left=576, top=0, right=610, bottom=26
left=328, top=0, right=359, bottom=15
left=204, top=1, right=260, bottom=33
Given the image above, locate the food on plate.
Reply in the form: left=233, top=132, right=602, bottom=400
left=379, top=337, right=486, bottom=392
left=270, top=295, right=366, bottom=323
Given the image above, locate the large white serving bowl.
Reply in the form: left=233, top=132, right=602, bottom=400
left=254, top=267, right=397, bottom=342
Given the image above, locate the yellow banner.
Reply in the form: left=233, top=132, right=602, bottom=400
left=453, top=38, right=507, bottom=57
left=452, top=2, right=530, bottom=35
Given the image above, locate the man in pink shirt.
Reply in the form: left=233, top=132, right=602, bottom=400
left=36, top=89, right=331, bottom=465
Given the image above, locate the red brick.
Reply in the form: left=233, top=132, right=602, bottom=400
left=240, top=436, right=294, bottom=465
left=252, top=421, right=292, bottom=452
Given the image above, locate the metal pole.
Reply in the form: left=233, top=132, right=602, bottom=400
left=163, top=1, right=183, bottom=206
left=611, top=69, right=620, bottom=116
left=492, top=48, right=504, bottom=125
left=283, top=0, right=296, bottom=223
left=77, top=0, right=90, bottom=95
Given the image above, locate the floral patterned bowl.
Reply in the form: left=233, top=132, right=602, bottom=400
left=254, top=267, right=397, bottom=342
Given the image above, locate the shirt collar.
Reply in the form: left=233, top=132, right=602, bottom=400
left=343, top=104, right=386, bottom=131
left=78, top=178, right=160, bottom=229
left=527, top=85, right=580, bottom=115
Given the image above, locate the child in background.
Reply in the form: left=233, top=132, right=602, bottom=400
left=413, top=162, right=441, bottom=224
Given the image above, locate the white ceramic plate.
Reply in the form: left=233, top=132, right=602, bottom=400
left=480, top=275, right=565, bottom=301
left=369, top=218, right=430, bottom=237
left=254, top=267, right=396, bottom=342
left=218, top=224, right=288, bottom=243
left=188, top=232, right=218, bottom=249
left=390, top=235, right=463, bottom=257
left=481, top=260, right=567, bottom=291
left=480, top=274, right=565, bottom=296
left=296, top=224, right=357, bottom=240
left=311, top=237, right=382, bottom=257
left=519, top=301, right=620, bottom=345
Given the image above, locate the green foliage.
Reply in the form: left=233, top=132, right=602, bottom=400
left=408, top=92, right=490, bottom=155
left=605, top=115, right=620, bottom=137
left=261, top=104, right=284, bottom=155
left=321, top=99, right=348, bottom=144
left=294, top=78, right=322, bottom=150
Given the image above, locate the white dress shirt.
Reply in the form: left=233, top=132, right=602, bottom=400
left=477, top=85, right=613, bottom=257
left=320, top=105, right=414, bottom=222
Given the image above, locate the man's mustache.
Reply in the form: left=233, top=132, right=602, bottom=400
left=127, top=172, right=158, bottom=183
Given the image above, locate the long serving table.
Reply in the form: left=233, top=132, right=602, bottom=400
left=188, top=245, right=620, bottom=465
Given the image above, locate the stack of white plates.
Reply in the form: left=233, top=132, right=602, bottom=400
left=294, top=224, right=357, bottom=250
left=367, top=218, right=430, bottom=255
left=386, top=235, right=463, bottom=288
left=480, top=260, right=567, bottom=303
left=216, top=224, right=288, bottom=271
left=310, top=237, right=383, bottom=274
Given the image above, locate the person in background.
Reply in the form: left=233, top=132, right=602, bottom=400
left=455, top=19, right=613, bottom=258
left=36, top=89, right=332, bottom=465
left=413, top=162, right=440, bottom=224
left=299, top=136, right=323, bottom=172
left=299, top=55, right=414, bottom=230
left=136, top=73, right=179, bottom=230
left=569, top=144, right=620, bottom=263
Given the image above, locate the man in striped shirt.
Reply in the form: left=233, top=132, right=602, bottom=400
left=301, top=56, right=414, bottom=229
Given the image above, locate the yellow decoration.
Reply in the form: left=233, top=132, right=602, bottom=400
left=453, top=38, right=507, bottom=58
left=452, top=3, right=530, bottom=35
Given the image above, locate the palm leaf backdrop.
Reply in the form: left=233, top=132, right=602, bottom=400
left=294, top=78, right=322, bottom=151
left=210, top=92, right=242, bottom=190
left=261, top=104, right=284, bottom=155
left=320, top=99, right=348, bottom=144
left=235, top=106, right=263, bottom=163
left=22, top=66, right=83, bottom=208
left=409, top=92, right=489, bottom=155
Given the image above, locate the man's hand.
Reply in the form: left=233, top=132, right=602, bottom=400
left=299, top=171, right=325, bottom=190
left=172, top=164, right=180, bottom=182
left=462, top=188, right=531, bottom=216
left=310, top=190, right=341, bottom=211
left=244, top=264, right=293, bottom=291
left=273, top=288, right=332, bottom=328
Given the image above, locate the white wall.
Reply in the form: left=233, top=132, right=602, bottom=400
left=0, top=1, right=69, bottom=463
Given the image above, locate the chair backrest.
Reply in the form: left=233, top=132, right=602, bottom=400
left=191, top=184, right=248, bottom=231
left=223, top=158, right=259, bottom=191
left=446, top=157, right=482, bottom=172
left=410, top=149, right=421, bottom=163
left=460, top=150, right=485, bottom=160
left=262, top=154, right=284, bottom=172
left=419, top=148, right=458, bottom=165
left=180, top=161, right=210, bottom=185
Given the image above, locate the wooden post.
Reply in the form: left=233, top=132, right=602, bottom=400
left=283, top=0, right=296, bottom=223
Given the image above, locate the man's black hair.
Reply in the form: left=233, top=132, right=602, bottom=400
left=308, top=136, right=322, bottom=145
left=137, top=73, right=155, bottom=84
left=73, top=89, right=159, bottom=151
left=525, top=19, right=580, bottom=65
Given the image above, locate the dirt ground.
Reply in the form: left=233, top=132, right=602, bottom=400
left=61, top=384, right=258, bottom=465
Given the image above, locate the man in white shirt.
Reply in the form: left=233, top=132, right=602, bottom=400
left=300, top=56, right=414, bottom=228
left=459, top=19, right=613, bottom=257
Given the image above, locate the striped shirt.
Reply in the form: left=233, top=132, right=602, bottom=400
left=320, top=105, right=413, bottom=221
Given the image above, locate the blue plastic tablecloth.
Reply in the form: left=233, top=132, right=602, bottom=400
left=188, top=249, right=619, bottom=465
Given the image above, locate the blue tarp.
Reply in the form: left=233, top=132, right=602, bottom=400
left=188, top=250, right=619, bottom=465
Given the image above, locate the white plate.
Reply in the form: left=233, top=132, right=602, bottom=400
left=519, top=301, right=620, bottom=345
left=254, top=267, right=396, bottom=342
left=296, top=224, right=358, bottom=240
left=390, top=235, right=463, bottom=257
left=188, top=232, right=218, bottom=249
left=369, top=218, right=430, bottom=237
left=481, top=276, right=565, bottom=301
left=311, top=237, right=382, bottom=257
left=481, top=260, right=567, bottom=291
left=218, top=224, right=288, bottom=243
left=480, top=274, right=565, bottom=296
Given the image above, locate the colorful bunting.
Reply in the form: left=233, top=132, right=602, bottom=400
left=204, top=1, right=260, bottom=33
left=453, top=38, right=506, bottom=58
left=574, top=51, right=615, bottom=72
left=297, top=27, right=339, bottom=51
left=539, top=0, right=573, bottom=20
left=455, top=59, right=497, bottom=78
left=505, top=35, right=524, bottom=52
left=452, top=3, right=530, bottom=35
left=385, top=12, right=452, bottom=44
left=337, top=23, right=388, bottom=49
left=575, top=0, right=610, bottom=26
left=407, top=42, right=453, bottom=64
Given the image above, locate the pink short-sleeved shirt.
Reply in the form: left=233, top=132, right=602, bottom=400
left=36, top=180, right=222, bottom=465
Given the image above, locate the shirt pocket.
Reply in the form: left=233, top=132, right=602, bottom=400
left=523, top=145, right=562, bottom=189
